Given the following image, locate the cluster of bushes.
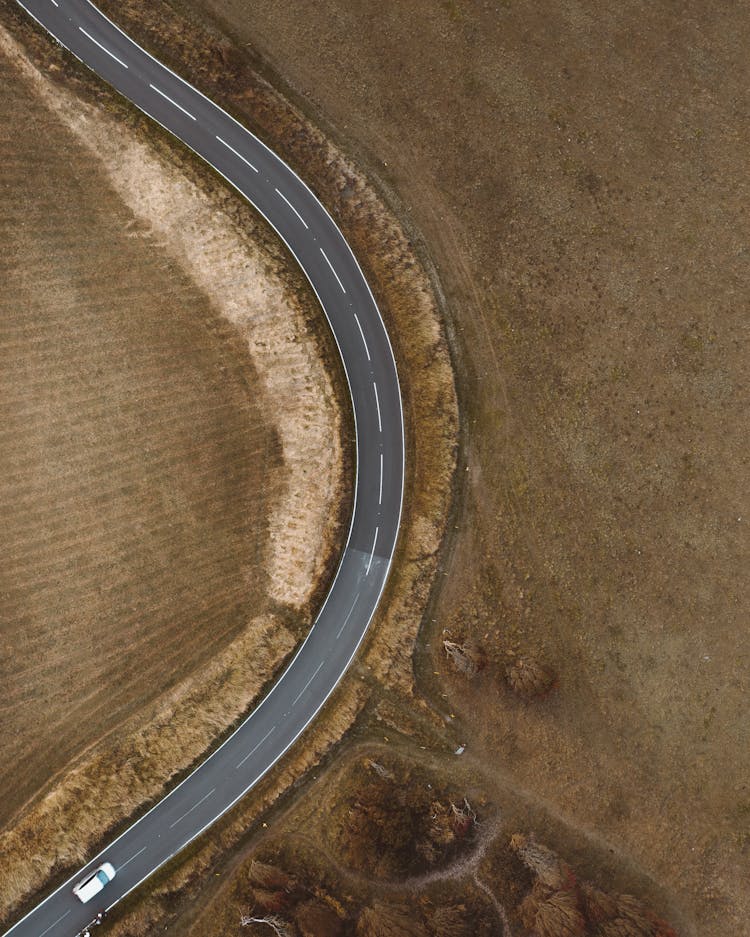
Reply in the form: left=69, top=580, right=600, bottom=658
left=510, top=834, right=678, bottom=937
left=239, top=859, right=492, bottom=937
left=332, top=757, right=478, bottom=878
left=442, top=635, right=557, bottom=700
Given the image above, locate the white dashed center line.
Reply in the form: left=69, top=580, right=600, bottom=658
left=79, top=27, right=129, bottom=68
left=353, top=312, right=371, bottom=361
left=373, top=382, right=382, bottom=432
left=292, top=661, right=324, bottom=707
left=38, top=910, right=70, bottom=937
left=216, top=135, right=259, bottom=172
left=236, top=726, right=276, bottom=769
left=320, top=247, right=346, bottom=293
left=379, top=452, right=384, bottom=505
left=149, top=83, right=196, bottom=120
left=366, top=527, right=380, bottom=576
left=49, top=0, right=58, bottom=6
left=275, top=188, right=308, bottom=228
left=119, top=846, right=147, bottom=871
left=337, top=595, right=360, bottom=638
left=168, top=788, right=215, bottom=828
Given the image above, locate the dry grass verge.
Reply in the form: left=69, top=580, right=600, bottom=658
left=0, top=615, right=294, bottom=919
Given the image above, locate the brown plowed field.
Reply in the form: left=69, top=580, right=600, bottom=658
left=0, top=46, right=276, bottom=828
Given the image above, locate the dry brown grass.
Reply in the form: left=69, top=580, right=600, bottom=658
left=173, top=1, right=750, bottom=933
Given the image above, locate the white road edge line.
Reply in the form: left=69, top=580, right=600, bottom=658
left=274, top=187, right=308, bottom=228
left=78, top=26, right=128, bottom=68
left=319, top=247, right=346, bottom=293
left=292, top=661, right=324, bottom=707
left=118, top=846, right=147, bottom=871
left=353, top=312, right=371, bottom=361
left=379, top=452, right=384, bottom=505
left=235, top=726, right=276, bottom=770
left=373, top=382, right=382, bottom=432
left=337, top=595, right=360, bottom=638
left=216, top=135, right=259, bottom=172
left=168, top=788, right=215, bottom=829
left=366, top=527, right=380, bottom=576
left=37, top=910, right=69, bottom=937
left=149, top=83, right=196, bottom=120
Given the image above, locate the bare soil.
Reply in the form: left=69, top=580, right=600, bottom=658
left=0, top=33, right=274, bottom=827
left=165, top=0, right=748, bottom=933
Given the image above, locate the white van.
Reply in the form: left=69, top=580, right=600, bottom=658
left=72, top=863, right=116, bottom=903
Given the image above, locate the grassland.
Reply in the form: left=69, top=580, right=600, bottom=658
left=144, top=0, right=746, bottom=933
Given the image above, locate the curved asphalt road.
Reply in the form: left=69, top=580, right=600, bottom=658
left=5, top=2, right=404, bottom=935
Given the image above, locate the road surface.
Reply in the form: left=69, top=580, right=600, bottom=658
left=4, top=1, right=404, bottom=935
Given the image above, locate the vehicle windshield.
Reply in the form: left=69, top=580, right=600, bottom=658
left=97, top=870, right=109, bottom=884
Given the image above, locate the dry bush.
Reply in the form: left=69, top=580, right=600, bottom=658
left=356, top=902, right=428, bottom=937
left=612, top=895, right=657, bottom=934
left=249, top=860, right=297, bottom=894
left=443, top=639, right=484, bottom=678
left=533, top=890, right=587, bottom=937
left=250, top=889, right=291, bottom=915
left=594, top=894, right=679, bottom=937
left=510, top=833, right=573, bottom=890
left=506, top=656, right=557, bottom=700
left=294, top=899, right=345, bottom=937
left=596, top=922, right=642, bottom=937
left=336, top=760, right=478, bottom=878
left=518, top=880, right=554, bottom=931
left=579, top=883, right=619, bottom=926
left=425, top=902, right=475, bottom=937
left=511, top=834, right=679, bottom=937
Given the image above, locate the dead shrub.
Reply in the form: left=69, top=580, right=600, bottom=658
left=356, top=902, right=428, bottom=937
left=294, top=898, right=344, bottom=937
left=506, top=656, right=556, bottom=699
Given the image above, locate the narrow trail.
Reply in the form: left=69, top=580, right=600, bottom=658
left=287, top=809, right=505, bottom=893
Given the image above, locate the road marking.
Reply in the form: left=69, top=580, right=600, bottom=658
left=293, top=661, right=324, bottom=707
left=366, top=527, right=380, bottom=576
left=353, top=312, right=371, bottom=361
left=49, top=0, right=58, bottom=6
left=337, top=595, right=360, bottom=638
left=168, top=788, right=215, bottom=828
left=78, top=27, right=129, bottom=68
left=236, top=726, right=276, bottom=769
left=320, top=247, right=346, bottom=293
left=379, top=452, right=384, bottom=505
left=216, top=135, right=258, bottom=172
left=373, top=382, right=382, bottom=432
left=149, top=83, right=196, bottom=120
left=275, top=187, right=308, bottom=228
left=38, top=910, right=70, bottom=937
left=118, top=846, right=147, bottom=871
